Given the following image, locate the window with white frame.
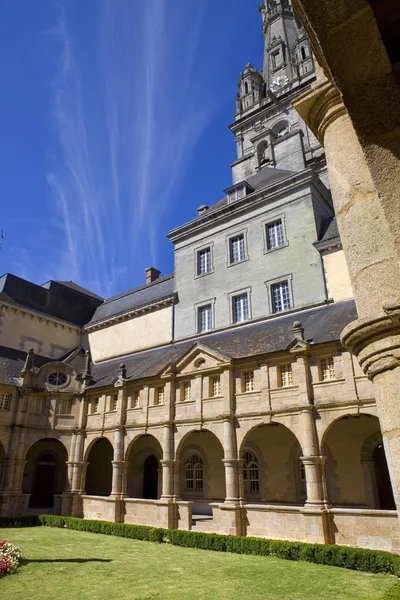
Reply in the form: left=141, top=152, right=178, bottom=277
left=58, top=398, right=72, bottom=415
left=90, top=398, right=99, bottom=414
left=233, top=294, right=249, bottom=323
left=0, top=393, right=11, bottom=411
left=228, top=186, right=246, bottom=204
left=156, top=386, right=165, bottom=405
left=198, top=304, right=212, bottom=333
left=279, top=363, right=293, bottom=387
left=266, top=219, right=284, bottom=250
left=229, top=235, right=246, bottom=263
left=34, top=398, right=46, bottom=414
left=320, top=357, right=335, bottom=381
left=197, top=247, right=212, bottom=276
left=110, top=394, right=118, bottom=411
left=271, top=281, right=291, bottom=313
left=185, top=453, right=203, bottom=491
left=211, top=376, right=221, bottom=397
left=242, top=450, right=260, bottom=494
left=131, top=390, right=140, bottom=409
left=243, top=370, right=254, bottom=392
left=182, top=381, right=191, bottom=402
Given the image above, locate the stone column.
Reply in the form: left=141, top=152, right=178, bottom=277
left=161, top=422, right=175, bottom=499
left=111, top=427, right=124, bottom=497
left=71, top=429, right=85, bottom=493
left=293, top=52, right=400, bottom=514
left=222, top=417, right=239, bottom=503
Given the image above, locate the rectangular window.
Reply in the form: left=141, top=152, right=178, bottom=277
left=90, top=398, right=99, bottom=414
left=183, top=381, right=191, bottom=402
left=197, top=248, right=211, bottom=276
left=272, top=50, right=281, bottom=68
left=156, top=386, right=165, bottom=405
left=266, top=220, right=284, bottom=250
left=0, top=394, right=11, bottom=411
left=111, top=394, right=118, bottom=411
left=230, top=235, right=246, bottom=263
left=34, top=398, right=46, bottom=413
left=198, top=304, right=212, bottom=333
left=243, top=371, right=254, bottom=392
left=271, top=281, right=291, bottom=313
left=211, top=376, right=221, bottom=397
left=280, top=364, right=293, bottom=387
left=233, top=294, right=249, bottom=323
left=131, top=390, right=140, bottom=409
left=321, top=357, right=335, bottom=381
left=59, top=399, right=72, bottom=415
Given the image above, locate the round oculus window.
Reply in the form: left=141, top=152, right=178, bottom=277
left=47, top=372, right=68, bottom=387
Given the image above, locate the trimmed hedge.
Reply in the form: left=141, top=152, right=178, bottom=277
left=0, top=515, right=40, bottom=528
left=37, top=515, right=400, bottom=575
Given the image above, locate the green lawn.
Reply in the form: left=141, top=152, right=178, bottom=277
left=0, top=527, right=396, bottom=600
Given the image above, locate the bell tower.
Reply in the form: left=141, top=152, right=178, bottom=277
left=260, top=0, right=303, bottom=91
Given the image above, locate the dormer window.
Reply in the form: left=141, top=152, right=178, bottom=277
left=225, top=181, right=254, bottom=204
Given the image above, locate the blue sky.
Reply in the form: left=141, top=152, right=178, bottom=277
left=0, top=1, right=263, bottom=299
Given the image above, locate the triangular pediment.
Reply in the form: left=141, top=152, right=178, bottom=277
left=162, top=342, right=231, bottom=376
left=286, top=338, right=310, bottom=354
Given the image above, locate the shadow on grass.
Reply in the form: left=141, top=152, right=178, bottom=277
left=21, top=558, right=113, bottom=564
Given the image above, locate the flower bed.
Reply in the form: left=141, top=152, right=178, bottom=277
left=0, top=540, right=22, bottom=575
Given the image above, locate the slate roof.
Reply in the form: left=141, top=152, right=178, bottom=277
left=87, top=299, right=357, bottom=389
left=42, top=280, right=104, bottom=301
left=182, top=166, right=297, bottom=226
left=0, top=346, right=53, bottom=385
left=0, top=274, right=103, bottom=326
left=315, top=217, right=341, bottom=250
left=87, top=274, right=175, bottom=326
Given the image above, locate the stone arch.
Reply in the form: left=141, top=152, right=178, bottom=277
left=257, top=139, right=270, bottom=167
left=239, top=422, right=303, bottom=503
left=271, top=118, right=290, bottom=138
left=322, top=414, right=384, bottom=506
left=177, top=429, right=225, bottom=514
left=320, top=410, right=378, bottom=449
left=85, top=437, right=114, bottom=496
left=23, top=438, right=68, bottom=509
left=361, top=432, right=395, bottom=510
left=126, top=434, right=163, bottom=499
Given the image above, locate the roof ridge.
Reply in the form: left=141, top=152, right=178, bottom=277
left=103, top=273, right=174, bottom=304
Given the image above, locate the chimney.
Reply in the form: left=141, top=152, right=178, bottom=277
left=197, top=205, right=209, bottom=216
left=145, top=266, right=161, bottom=284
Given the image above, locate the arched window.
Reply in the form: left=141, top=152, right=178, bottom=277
left=185, top=453, right=203, bottom=491
left=244, top=81, right=249, bottom=95
left=242, top=450, right=259, bottom=494
left=301, top=46, right=306, bottom=60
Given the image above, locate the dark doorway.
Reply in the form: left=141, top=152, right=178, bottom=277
left=373, top=443, right=396, bottom=510
left=85, top=438, right=113, bottom=496
left=30, top=453, right=57, bottom=508
left=143, top=455, right=158, bottom=499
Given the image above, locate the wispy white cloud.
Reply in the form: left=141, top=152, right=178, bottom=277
left=46, top=0, right=215, bottom=297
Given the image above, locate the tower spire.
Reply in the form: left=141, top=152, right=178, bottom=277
left=260, top=0, right=309, bottom=91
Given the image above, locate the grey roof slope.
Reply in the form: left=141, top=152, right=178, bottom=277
left=0, top=346, right=53, bottom=385
left=185, top=166, right=297, bottom=225
left=87, top=299, right=357, bottom=389
left=315, top=217, right=341, bottom=250
left=0, top=274, right=103, bottom=326
left=88, top=274, right=175, bottom=326
left=42, top=280, right=104, bottom=301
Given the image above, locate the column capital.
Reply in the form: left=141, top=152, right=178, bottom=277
left=292, top=80, right=346, bottom=145
left=341, top=306, right=400, bottom=379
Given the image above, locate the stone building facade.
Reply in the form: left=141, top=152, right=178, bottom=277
left=1, top=0, right=399, bottom=552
